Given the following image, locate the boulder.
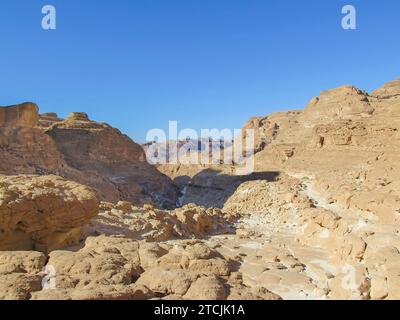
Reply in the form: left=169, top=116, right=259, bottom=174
left=184, top=275, right=227, bottom=300
left=85, top=203, right=235, bottom=241
left=0, top=175, right=99, bottom=252
left=0, top=273, right=43, bottom=300
left=0, top=252, right=47, bottom=275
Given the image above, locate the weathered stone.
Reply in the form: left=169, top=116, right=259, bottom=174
left=0, top=175, right=99, bottom=252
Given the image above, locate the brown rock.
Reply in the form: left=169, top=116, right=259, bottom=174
left=0, top=175, right=99, bottom=252
left=136, top=268, right=198, bottom=296
left=371, top=78, right=400, bottom=98
left=0, top=102, right=39, bottom=127
left=0, top=252, right=47, bottom=275
left=304, top=86, right=374, bottom=120
left=227, top=285, right=282, bottom=300
left=0, top=104, right=179, bottom=208
left=31, top=284, right=154, bottom=300
left=0, top=274, right=43, bottom=300
left=47, top=236, right=143, bottom=287
left=45, top=113, right=178, bottom=207
left=184, top=276, right=227, bottom=300
left=85, top=204, right=234, bottom=242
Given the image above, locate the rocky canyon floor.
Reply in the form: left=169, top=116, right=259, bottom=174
left=1, top=78, right=400, bottom=300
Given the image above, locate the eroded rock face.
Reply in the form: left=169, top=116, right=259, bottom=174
left=45, top=112, right=178, bottom=207
left=84, top=203, right=237, bottom=241
left=223, top=175, right=312, bottom=216
left=234, top=78, right=400, bottom=300
left=3, top=77, right=400, bottom=301
left=38, top=112, right=62, bottom=128
left=0, top=175, right=99, bottom=252
left=0, top=251, right=47, bottom=275
left=0, top=103, right=39, bottom=127
left=0, top=273, right=43, bottom=300
left=0, top=236, right=281, bottom=301
left=371, top=78, right=400, bottom=98
left=304, top=86, right=374, bottom=121
left=46, top=236, right=143, bottom=288
left=0, top=251, right=47, bottom=300
left=0, top=105, right=179, bottom=208
left=156, top=78, right=400, bottom=300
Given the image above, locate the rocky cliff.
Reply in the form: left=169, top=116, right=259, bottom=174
left=2, top=78, right=400, bottom=301
left=156, top=78, right=400, bottom=300
left=0, top=103, right=178, bottom=208
left=250, top=78, right=400, bottom=224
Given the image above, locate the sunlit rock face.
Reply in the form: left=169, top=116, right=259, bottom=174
left=2, top=78, right=400, bottom=301
left=0, top=105, right=179, bottom=208
left=0, top=175, right=99, bottom=252
left=0, top=102, right=39, bottom=127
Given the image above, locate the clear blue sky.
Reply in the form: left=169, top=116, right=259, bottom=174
left=0, top=0, right=399, bottom=142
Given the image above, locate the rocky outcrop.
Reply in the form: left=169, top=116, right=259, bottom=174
left=155, top=77, right=400, bottom=300
left=133, top=239, right=281, bottom=300
left=0, top=236, right=281, bottom=300
left=38, top=112, right=62, bottom=128
left=3, top=77, right=400, bottom=301
left=84, top=203, right=237, bottom=241
left=0, top=251, right=47, bottom=300
left=0, top=175, right=99, bottom=252
left=304, top=86, right=374, bottom=121
left=45, top=112, right=178, bottom=207
left=0, top=104, right=179, bottom=208
left=0, top=103, right=39, bottom=127
left=223, top=175, right=312, bottom=217
left=371, top=78, right=400, bottom=98
left=237, top=79, right=400, bottom=300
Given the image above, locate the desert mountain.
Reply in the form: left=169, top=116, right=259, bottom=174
left=154, top=78, right=400, bottom=299
left=1, top=78, right=400, bottom=300
left=0, top=104, right=178, bottom=208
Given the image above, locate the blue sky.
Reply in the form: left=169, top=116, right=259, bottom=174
left=0, top=0, right=399, bottom=142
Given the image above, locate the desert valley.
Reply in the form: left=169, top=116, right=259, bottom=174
left=1, top=77, right=400, bottom=300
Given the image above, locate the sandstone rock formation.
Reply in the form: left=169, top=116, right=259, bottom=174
left=0, top=104, right=178, bottom=207
left=0, top=103, right=39, bottom=127
left=0, top=175, right=99, bottom=252
left=231, top=79, right=400, bottom=299
left=371, top=78, right=400, bottom=98
left=155, top=78, right=400, bottom=300
left=45, top=111, right=178, bottom=207
left=85, top=203, right=237, bottom=241
left=2, top=77, right=400, bottom=301
left=0, top=235, right=281, bottom=300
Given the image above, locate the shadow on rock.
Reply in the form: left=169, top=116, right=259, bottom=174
left=178, top=169, right=280, bottom=208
